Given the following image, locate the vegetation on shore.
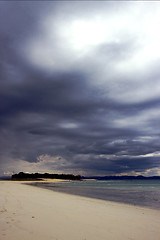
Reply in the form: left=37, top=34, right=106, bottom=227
left=12, top=172, right=81, bottom=181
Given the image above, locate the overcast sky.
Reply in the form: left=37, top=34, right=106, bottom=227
left=0, top=1, right=160, bottom=176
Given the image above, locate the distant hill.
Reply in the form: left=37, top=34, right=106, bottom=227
left=82, top=175, right=160, bottom=180
left=0, top=176, right=12, bottom=180
left=10, top=173, right=160, bottom=181
left=12, top=172, right=81, bottom=181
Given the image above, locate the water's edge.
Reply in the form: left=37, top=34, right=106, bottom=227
left=26, top=180, right=160, bottom=210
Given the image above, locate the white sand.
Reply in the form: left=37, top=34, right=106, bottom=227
left=1, top=181, right=160, bottom=240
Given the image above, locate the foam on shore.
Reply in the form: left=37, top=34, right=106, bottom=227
left=1, top=181, right=160, bottom=240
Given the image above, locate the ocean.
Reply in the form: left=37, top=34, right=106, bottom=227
left=31, top=180, right=160, bottom=210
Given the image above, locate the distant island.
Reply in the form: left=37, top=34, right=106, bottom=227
left=82, top=175, right=160, bottom=180
left=12, top=172, right=81, bottom=181
left=11, top=172, right=160, bottom=181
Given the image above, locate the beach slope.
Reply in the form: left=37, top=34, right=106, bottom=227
left=0, top=181, right=160, bottom=240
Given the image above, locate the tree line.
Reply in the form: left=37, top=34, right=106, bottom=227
left=12, top=172, right=81, bottom=180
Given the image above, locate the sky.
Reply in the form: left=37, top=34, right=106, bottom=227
left=0, top=1, right=160, bottom=177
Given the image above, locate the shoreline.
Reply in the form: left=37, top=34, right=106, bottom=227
left=1, top=180, right=160, bottom=240
left=26, top=179, right=160, bottom=211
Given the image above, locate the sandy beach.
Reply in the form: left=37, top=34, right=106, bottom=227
left=1, top=181, right=160, bottom=240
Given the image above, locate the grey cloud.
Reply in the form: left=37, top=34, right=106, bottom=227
left=0, top=67, right=159, bottom=173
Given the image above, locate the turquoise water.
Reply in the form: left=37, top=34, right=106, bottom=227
left=31, top=180, right=160, bottom=209
left=50, top=179, right=160, bottom=190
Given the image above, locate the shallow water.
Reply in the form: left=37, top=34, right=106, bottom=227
left=30, top=180, right=160, bottom=210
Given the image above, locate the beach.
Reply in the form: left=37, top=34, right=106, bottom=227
left=1, top=181, right=160, bottom=240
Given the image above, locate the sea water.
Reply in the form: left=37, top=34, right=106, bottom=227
left=31, top=180, right=160, bottom=209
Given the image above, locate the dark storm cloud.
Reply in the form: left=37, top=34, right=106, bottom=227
left=72, top=156, right=160, bottom=175
left=0, top=1, right=160, bottom=176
